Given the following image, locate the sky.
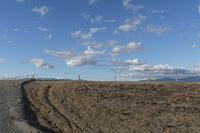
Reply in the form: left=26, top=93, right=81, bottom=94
left=1, top=0, right=200, bottom=80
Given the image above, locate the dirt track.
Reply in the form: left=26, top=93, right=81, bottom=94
left=0, top=80, right=41, bottom=133
left=24, top=81, right=200, bottom=133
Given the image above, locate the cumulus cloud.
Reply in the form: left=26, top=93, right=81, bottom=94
left=197, top=33, right=200, bottom=38
left=115, top=15, right=146, bottom=33
left=125, top=59, right=140, bottom=65
left=122, top=0, right=144, bottom=12
left=198, top=5, right=200, bottom=14
left=111, top=57, right=200, bottom=80
left=16, top=0, right=26, bottom=3
left=82, top=41, right=102, bottom=49
left=30, top=58, right=54, bottom=69
left=90, top=15, right=103, bottom=23
left=112, top=58, right=141, bottom=67
left=0, top=58, right=4, bottom=62
left=72, top=27, right=106, bottom=40
left=0, top=74, right=35, bottom=80
left=1, top=34, right=7, bottom=39
left=13, top=28, right=22, bottom=32
left=81, top=12, right=116, bottom=24
left=149, top=9, right=165, bottom=14
left=32, top=6, right=49, bottom=16
left=192, top=44, right=200, bottom=49
left=81, top=13, right=103, bottom=23
left=37, top=26, right=48, bottom=32
left=45, top=34, right=53, bottom=39
left=81, top=12, right=91, bottom=19
left=122, top=60, right=194, bottom=80
left=89, top=0, right=99, bottom=5
left=45, top=47, right=105, bottom=67
left=146, top=25, right=171, bottom=35
left=128, top=64, right=186, bottom=74
left=112, top=41, right=142, bottom=56
left=195, top=63, right=200, bottom=71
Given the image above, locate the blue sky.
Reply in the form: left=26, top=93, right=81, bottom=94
left=1, top=0, right=200, bottom=80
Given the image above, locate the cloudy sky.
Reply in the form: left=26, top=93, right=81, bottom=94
left=1, top=0, right=200, bottom=80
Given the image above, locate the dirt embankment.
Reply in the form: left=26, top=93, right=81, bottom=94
left=24, top=81, right=200, bottom=133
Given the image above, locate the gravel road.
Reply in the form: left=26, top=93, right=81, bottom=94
left=0, top=80, right=41, bottom=133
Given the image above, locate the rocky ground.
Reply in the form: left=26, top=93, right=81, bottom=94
left=24, top=81, right=200, bottom=133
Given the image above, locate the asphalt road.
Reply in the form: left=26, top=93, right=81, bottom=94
left=0, top=80, right=42, bottom=133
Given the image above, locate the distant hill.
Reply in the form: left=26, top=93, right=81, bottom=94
left=153, top=76, right=200, bottom=82
left=36, top=78, right=72, bottom=81
left=154, top=78, right=177, bottom=82
left=182, top=76, right=200, bottom=82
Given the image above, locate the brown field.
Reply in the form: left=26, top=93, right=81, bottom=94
left=23, top=81, right=200, bottom=133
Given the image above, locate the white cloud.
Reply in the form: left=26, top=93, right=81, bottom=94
left=30, top=58, right=54, bottom=69
left=0, top=58, right=4, bottom=62
left=112, top=58, right=141, bottom=67
left=89, top=0, right=99, bottom=5
left=16, top=0, right=26, bottom=3
left=198, top=5, right=200, bottom=14
left=197, top=33, right=200, bottom=38
left=1, top=34, right=7, bottom=38
left=72, top=27, right=106, bottom=40
left=149, top=9, right=164, bottom=14
left=192, top=44, right=200, bottom=49
left=126, top=59, right=140, bottom=65
left=13, top=28, right=21, bottom=32
left=128, top=63, right=187, bottom=75
left=0, top=74, right=34, bottom=80
left=83, top=41, right=102, bottom=49
left=122, top=0, right=144, bottom=12
left=111, top=57, right=195, bottom=80
left=81, top=12, right=116, bottom=24
left=81, top=12, right=91, bottom=19
left=90, top=15, right=103, bottom=23
left=32, top=6, right=49, bottom=16
left=104, top=19, right=117, bottom=23
left=146, top=25, right=171, bottom=35
left=112, top=41, right=142, bottom=56
left=30, top=59, right=44, bottom=68
left=108, top=40, right=118, bottom=46
left=195, top=63, right=200, bottom=71
left=45, top=47, right=105, bottom=67
left=37, top=26, right=48, bottom=32
left=115, top=15, right=146, bottom=33
left=45, top=34, right=53, bottom=39
left=7, top=41, right=13, bottom=44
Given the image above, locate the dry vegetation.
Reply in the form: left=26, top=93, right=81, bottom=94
left=24, top=81, right=200, bottom=133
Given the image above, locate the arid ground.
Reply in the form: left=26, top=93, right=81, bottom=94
left=23, top=81, right=200, bottom=133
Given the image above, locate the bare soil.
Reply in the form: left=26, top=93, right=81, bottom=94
left=24, top=81, right=200, bottom=133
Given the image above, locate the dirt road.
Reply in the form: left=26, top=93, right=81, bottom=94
left=0, top=80, right=41, bottom=133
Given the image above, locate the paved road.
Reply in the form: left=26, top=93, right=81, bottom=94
left=0, top=80, right=42, bottom=133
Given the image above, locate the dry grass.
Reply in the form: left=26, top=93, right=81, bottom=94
left=24, top=81, right=200, bottom=133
